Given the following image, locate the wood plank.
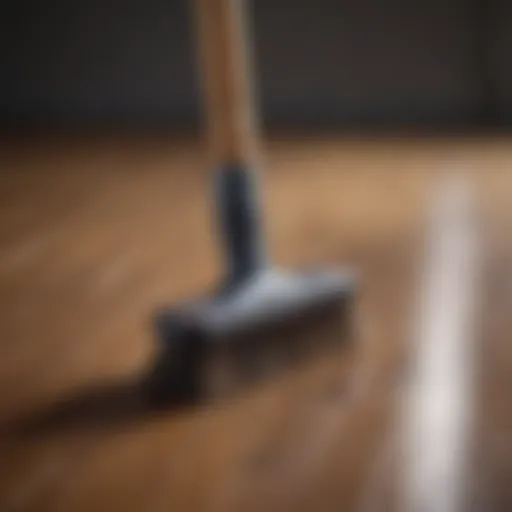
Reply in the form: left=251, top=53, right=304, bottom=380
left=0, top=135, right=509, bottom=511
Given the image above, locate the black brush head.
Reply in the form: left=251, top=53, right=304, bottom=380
left=146, top=269, right=356, bottom=405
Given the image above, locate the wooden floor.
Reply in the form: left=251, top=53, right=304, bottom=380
left=0, top=135, right=511, bottom=511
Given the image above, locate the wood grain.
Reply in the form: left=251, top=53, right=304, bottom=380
left=193, top=0, right=259, bottom=164
left=0, top=134, right=510, bottom=511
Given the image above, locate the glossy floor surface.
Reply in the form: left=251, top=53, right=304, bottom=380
left=0, top=135, right=511, bottom=511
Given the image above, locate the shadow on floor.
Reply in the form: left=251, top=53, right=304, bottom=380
left=2, top=375, right=195, bottom=441
left=4, top=328, right=355, bottom=441
left=2, top=249, right=372, bottom=441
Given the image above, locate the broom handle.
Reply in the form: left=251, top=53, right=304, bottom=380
left=192, top=0, right=267, bottom=283
left=193, top=0, right=258, bottom=165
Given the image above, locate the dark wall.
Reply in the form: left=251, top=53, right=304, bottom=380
left=1, top=0, right=510, bottom=129
left=1, top=0, right=198, bottom=127
left=488, top=1, right=512, bottom=123
left=254, top=0, right=479, bottom=127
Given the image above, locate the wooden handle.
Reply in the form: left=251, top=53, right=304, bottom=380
left=193, top=0, right=258, bottom=164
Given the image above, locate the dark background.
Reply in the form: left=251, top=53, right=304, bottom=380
left=1, top=0, right=511, bottom=131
